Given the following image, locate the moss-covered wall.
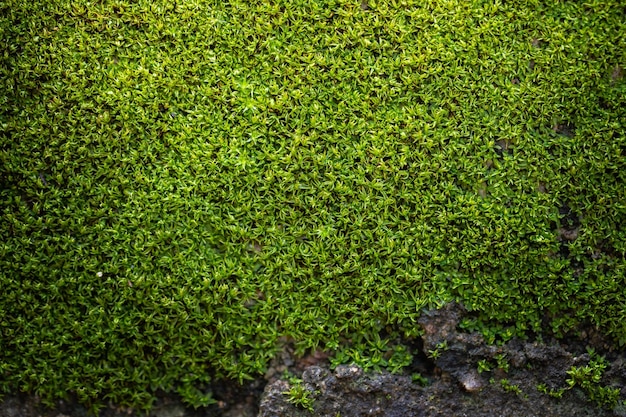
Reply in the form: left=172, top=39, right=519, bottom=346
left=1, top=0, right=624, bottom=411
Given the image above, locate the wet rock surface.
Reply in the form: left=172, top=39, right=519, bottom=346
left=3, top=304, right=626, bottom=417
left=258, top=304, right=626, bottom=417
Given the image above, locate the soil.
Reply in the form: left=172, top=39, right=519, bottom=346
left=2, top=303, right=625, bottom=417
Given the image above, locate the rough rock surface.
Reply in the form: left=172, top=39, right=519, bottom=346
left=258, top=358, right=624, bottom=417
left=258, top=304, right=626, bottom=417
left=260, top=365, right=424, bottom=417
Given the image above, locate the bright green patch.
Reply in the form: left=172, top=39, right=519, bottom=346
left=1, top=0, right=625, bottom=411
left=499, top=378, right=524, bottom=396
left=427, top=340, right=449, bottom=361
left=412, top=372, right=429, bottom=387
left=476, top=352, right=510, bottom=375
left=283, top=375, right=317, bottom=413
left=477, top=359, right=492, bottom=374
left=565, top=349, right=622, bottom=409
left=539, top=348, right=622, bottom=410
left=329, top=335, right=413, bottom=373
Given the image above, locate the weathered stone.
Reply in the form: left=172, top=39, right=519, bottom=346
left=258, top=365, right=425, bottom=417
left=459, top=369, right=485, bottom=393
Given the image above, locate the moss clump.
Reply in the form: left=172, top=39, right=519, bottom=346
left=538, top=349, right=622, bottom=410
left=1, top=0, right=625, bottom=411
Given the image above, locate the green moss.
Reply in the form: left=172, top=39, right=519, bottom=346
left=539, top=349, right=622, bottom=410
left=565, top=349, right=621, bottom=409
left=1, top=0, right=625, bottom=411
left=283, top=375, right=317, bottom=413
left=499, top=379, right=523, bottom=396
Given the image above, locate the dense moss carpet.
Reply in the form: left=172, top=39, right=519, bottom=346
left=1, top=0, right=625, bottom=411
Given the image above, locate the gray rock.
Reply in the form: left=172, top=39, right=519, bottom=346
left=258, top=365, right=426, bottom=417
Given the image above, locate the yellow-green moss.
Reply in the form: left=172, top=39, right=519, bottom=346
left=1, top=0, right=625, bottom=411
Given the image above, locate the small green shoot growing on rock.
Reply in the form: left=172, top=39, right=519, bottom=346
left=538, top=349, right=622, bottom=409
left=477, top=359, right=493, bottom=374
left=283, top=377, right=317, bottom=413
left=495, top=353, right=510, bottom=373
left=537, top=383, right=566, bottom=399
left=500, top=379, right=523, bottom=396
left=565, top=349, right=621, bottom=409
left=412, top=373, right=429, bottom=387
left=428, top=341, right=449, bottom=360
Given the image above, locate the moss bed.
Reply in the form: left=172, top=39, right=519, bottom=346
left=1, top=0, right=625, bottom=412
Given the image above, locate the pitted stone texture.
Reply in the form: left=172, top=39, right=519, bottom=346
left=258, top=366, right=425, bottom=417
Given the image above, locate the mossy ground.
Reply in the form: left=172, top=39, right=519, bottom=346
left=1, top=0, right=625, bottom=412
